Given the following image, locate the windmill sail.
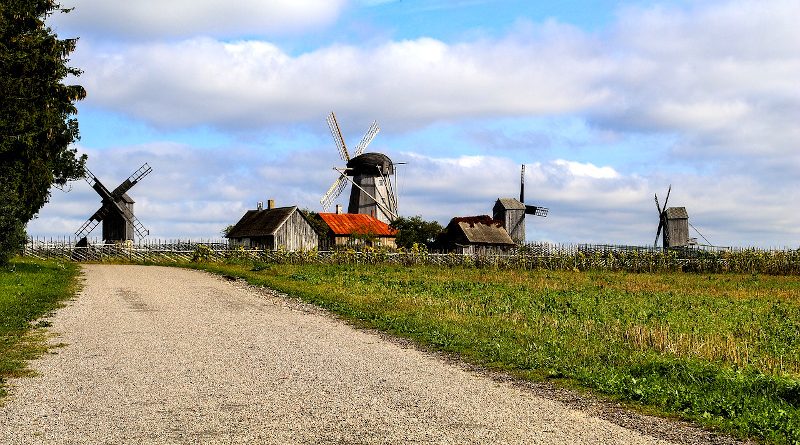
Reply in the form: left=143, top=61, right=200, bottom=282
left=353, top=121, right=379, bottom=158
left=326, top=112, right=349, bottom=162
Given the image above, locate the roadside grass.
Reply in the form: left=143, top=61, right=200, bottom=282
left=184, top=261, right=800, bottom=444
left=0, top=258, right=80, bottom=399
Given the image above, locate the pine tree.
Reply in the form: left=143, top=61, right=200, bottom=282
left=0, top=0, right=86, bottom=264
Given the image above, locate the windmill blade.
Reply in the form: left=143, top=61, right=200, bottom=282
left=525, top=205, right=548, bottom=217
left=75, top=217, right=100, bottom=238
left=326, top=112, right=349, bottom=162
left=654, top=220, right=664, bottom=248
left=353, top=120, right=379, bottom=158
left=662, top=184, right=672, bottom=210
left=83, top=167, right=99, bottom=187
left=126, top=212, right=150, bottom=238
left=111, top=163, right=152, bottom=198
left=84, top=168, right=115, bottom=201
left=654, top=193, right=662, bottom=214
left=320, top=174, right=348, bottom=210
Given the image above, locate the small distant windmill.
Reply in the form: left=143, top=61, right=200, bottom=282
left=653, top=185, right=690, bottom=248
left=75, top=163, right=152, bottom=243
left=320, top=111, right=398, bottom=224
left=493, top=164, right=548, bottom=244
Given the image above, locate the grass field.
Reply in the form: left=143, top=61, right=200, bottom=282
left=0, top=258, right=81, bottom=399
left=186, top=261, right=800, bottom=444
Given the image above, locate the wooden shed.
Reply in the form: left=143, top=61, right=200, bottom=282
left=226, top=204, right=318, bottom=251
left=663, top=207, right=690, bottom=248
left=436, top=215, right=515, bottom=254
left=317, top=212, right=397, bottom=249
left=493, top=198, right=526, bottom=244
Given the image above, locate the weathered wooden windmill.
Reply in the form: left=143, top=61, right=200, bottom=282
left=75, top=163, right=152, bottom=243
left=654, top=185, right=690, bottom=248
left=493, top=164, right=548, bottom=244
left=320, top=111, right=398, bottom=224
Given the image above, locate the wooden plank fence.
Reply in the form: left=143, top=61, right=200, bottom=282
left=21, top=237, right=800, bottom=274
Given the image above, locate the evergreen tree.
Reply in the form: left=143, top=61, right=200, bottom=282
left=0, top=0, right=86, bottom=264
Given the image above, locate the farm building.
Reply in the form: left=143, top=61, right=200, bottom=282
left=436, top=215, right=515, bottom=254
left=317, top=212, right=397, bottom=249
left=226, top=201, right=318, bottom=251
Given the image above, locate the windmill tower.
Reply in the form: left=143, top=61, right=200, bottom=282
left=654, top=185, right=690, bottom=248
left=493, top=164, right=548, bottom=244
left=75, top=163, right=152, bottom=243
left=320, top=112, right=398, bottom=224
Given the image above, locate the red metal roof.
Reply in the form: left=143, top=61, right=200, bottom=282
left=318, top=213, right=397, bottom=237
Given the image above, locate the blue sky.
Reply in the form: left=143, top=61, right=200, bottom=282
left=29, top=0, right=800, bottom=247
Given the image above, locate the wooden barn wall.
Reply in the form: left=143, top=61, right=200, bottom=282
left=666, top=219, right=689, bottom=247
left=332, top=235, right=396, bottom=249
left=274, top=211, right=319, bottom=251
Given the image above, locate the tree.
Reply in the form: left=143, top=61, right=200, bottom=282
left=390, top=216, right=443, bottom=249
left=0, top=1, right=86, bottom=265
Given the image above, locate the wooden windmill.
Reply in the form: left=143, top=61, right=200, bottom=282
left=654, top=185, right=690, bottom=248
left=75, top=163, right=152, bottom=243
left=320, top=111, right=398, bottom=224
left=493, top=164, right=548, bottom=244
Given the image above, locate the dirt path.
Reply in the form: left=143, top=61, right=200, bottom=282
left=0, top=265, right=737, bottom=444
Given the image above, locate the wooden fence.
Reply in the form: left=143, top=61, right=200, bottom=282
left=21, top=237, right=800, bottom=275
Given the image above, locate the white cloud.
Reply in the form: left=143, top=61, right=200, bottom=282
left=552, top=160, right=619, bottom=179
left=70, top=0, right=800, bottom=164
left=51, top=0, right=347, bottom=39
left=73, top=27, right=610, bottom=129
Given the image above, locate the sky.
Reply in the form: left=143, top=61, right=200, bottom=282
left=28, top=0, right=800, bottom=247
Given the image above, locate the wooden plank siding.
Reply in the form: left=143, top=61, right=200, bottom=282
left=274, top=210, right=319, bottom=251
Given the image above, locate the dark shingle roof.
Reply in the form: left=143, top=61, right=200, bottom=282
left=495, top=198, right=525, bottom=210
left=318, top=213, right=397, bottom=237
left=444, top=215, right=515, bottom=246
left=226, top=206, right=296, bottom=238
left=665, top=207, right=688, bottom=219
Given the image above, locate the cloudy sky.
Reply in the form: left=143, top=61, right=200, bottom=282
left=30, top=0, right=799, bottom=247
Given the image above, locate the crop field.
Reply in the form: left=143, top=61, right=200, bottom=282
left=187, top=261, right=800, bottom=444
left=0, top=259, right=80, bottom=399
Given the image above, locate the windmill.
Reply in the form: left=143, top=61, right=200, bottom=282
left=320, top=111, right=398, bottom=224
left=493, top=164, right=548, bottom=244
left=75, top=163, right=152, bottom=243
left=653, top=185, right=690, bottom=248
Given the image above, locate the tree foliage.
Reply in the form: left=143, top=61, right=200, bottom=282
left=0, top=0, right=86, bottom=264
left=390, top=215, right=443, bottom=249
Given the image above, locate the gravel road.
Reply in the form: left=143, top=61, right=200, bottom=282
left=0, top=265, right=742, bottom=444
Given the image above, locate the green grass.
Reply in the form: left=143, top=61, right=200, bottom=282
left=185, top=261, right=800, bottom=444
left=0, top=258, right=81, bottom=399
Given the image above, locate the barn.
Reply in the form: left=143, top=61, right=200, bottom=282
left=226, top=202, right=318, bottom=251
left=317, top=212, right=397, bottom=249
left=436, top=215, right=515, bottom=254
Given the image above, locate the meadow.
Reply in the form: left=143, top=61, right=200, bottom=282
left=0, top=259, right=80, bottom=399
left=187, top=261, right=800, bottom=444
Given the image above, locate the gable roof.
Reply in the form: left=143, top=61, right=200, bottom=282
left=226, top=206, right=297, bottom=238
left=495, top=198, right=525, bottom=210
left=444, top=215, right=515, bottom=245
left=665, top=207, right=688, bottom=219
left=318, top=213, right=397, bottom=237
